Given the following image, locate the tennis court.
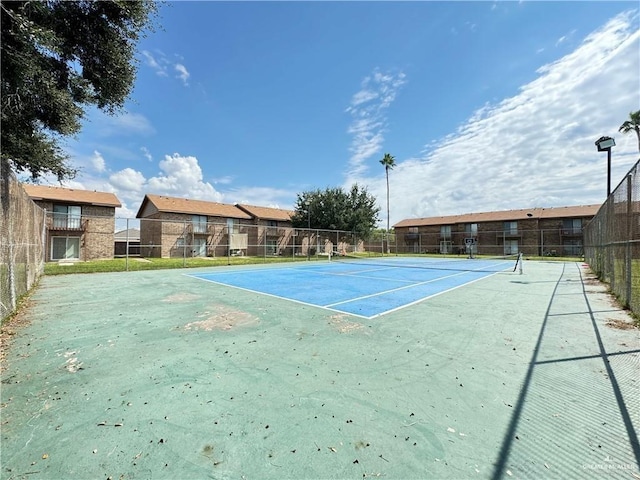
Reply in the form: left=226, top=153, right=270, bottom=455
left=1, top=259, right=639, bottom=479
left=188, top=255, right=521, bottom=318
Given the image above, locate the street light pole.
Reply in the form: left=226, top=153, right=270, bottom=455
left=606, top=147, right=612, bottom=197
left=595, top=136, right=616, bottom=197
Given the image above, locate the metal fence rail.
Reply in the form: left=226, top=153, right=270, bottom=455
left=1, top=168, right=45, bottom=322
left=584, top=159, right=640, bottom=317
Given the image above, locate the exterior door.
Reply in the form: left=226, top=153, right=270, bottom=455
left=52, top=236, right=80, bottom=260
left=193, top=238, right=207, bottom=257
left=504, top=239, right=518, bottom=255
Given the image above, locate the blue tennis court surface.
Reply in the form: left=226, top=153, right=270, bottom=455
left=188, top=256, right=518, bottom=319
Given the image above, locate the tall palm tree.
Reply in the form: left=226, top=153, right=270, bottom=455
left=379, top=153, right=396, bottom=254
left=618, top=110, right=640, bottom=154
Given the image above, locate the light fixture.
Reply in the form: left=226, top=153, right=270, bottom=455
left=595, top=136, right=615, bottom=197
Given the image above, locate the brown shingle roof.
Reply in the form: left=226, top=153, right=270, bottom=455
left=393, top=204, right=601, bottom=228
left=114, top=229, right=140, bottom=241
left=22, top=184, right=121, bottom=207
left=136, top=194, right=252, bottom=219
left=236, top=204, right=294, bottom=221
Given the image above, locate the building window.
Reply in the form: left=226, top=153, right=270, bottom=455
left=440, top=225, right=451, bottom=239
left=465, top=223, right=478, bottom=236
left=409, top=227, right=419, bottom=234
left=268, top=220, right=278, bottom=228
left=503, top=221, right=518, bottom=235
left=227, top=218, right=239, bottom=234
left=53, top=205, right=81, bottom=229
left=562, top=219, right=582, bottom=235
left=192, top=215, right=207, bottom=234
left=51, top=236, right=80, bottom=260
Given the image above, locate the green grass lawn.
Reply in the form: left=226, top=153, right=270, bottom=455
left=43, top=255, right=326, bottom=275
left=43, top=252, right=582, bottom=276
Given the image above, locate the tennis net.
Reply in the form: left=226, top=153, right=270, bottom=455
left=329, top=252, right=523, bottom=273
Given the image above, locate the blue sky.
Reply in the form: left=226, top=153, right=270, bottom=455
left=51, top=1, right=639, bottom=226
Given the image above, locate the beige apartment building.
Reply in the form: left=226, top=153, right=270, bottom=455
left=393, top=204, right=600, bottom=257
left=23, top=184, right=121, bottom=261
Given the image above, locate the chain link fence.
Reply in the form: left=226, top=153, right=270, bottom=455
left=1, top=167, right=45, bottom=322
left=584, top=159, right=640, bottom=317
left=114, top=217, right=394, bottom=263
left=392, top=230, right=586, bottom=257
left=114, top=216, right=587, bottom=264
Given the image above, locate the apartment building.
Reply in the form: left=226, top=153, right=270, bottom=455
left=393, top=205, right=600, bottom=257
left=136, top=194, right=295, bottom=258
left=23, top=184, right=121, bottom=261
left=236, top=204, right=296, bottom=256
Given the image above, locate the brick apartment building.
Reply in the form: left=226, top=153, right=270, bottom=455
left=23, top=184, right=121, bottom=261
left=135, top=194, right=296, bottom=258
left=393, top=204, right=600, bottom=257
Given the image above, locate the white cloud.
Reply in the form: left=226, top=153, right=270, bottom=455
left=109, top=168, right=147, bottom=193
left=140, top=146, right=153, bottom=162
left=58, top=150, right=297, bottom=219
left=212, top=175, right=234, bottom=185
left=94, top=111, right=155, bottom=137
left=142, top=49, right=191, bottom=86
left=145, top=153, right=223, bottom=201
left=175, top=63, right=190, bottom=86
left=141, top=50, right=168, bottom=76
left=78, top=154, right=222, bottom=217
left=349, top=10, right=640, bottom=225
left=90, top=151, right=106, bottom=172
left=345, top=69, right=406, bottom=179
left=224, top=186, right=296, bottom=209
left=555, top=29, right=576, bottom=47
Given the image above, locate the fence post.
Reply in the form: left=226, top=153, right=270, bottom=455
left=42, top=208, right=47, bottom=264
left=626, top=174, right=632, bottom=307
left=125, top=218, right=130, bottom=272
left=183, top=220, right=187, bottom=267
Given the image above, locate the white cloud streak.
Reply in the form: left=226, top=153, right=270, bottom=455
left=90, top=151, right=106, bottom=173
left=141, top=50, right=168, bottom=76
left=142, top=50, right=191, bottom=87
left=140, top=146, right=153, bottom=162
left=95, top=111, right=155, bottom=137
left=345, top=69, right=406, bottom=179
left=175, top=64, right=190, bottom=86
left=350, top=10, right=640, bottom=225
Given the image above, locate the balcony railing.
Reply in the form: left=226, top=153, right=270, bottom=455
left=188, top=223, right=210, bottom=234
left=265, top=227, right=289, bottom=237
left=47, top=216, right=86, bottom=231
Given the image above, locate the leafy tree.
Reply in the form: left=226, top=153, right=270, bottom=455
left=379, top=153, right=396, bottom=252
left=291, top=185, right=380, bottom=239
left=618, top=110, right=640, bottom=154
left=1, top=0, right=158, bottom=180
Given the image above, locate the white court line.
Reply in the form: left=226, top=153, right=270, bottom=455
left=188, top=275, right=372, bottom=320
left=323, top=269, right=473, bottom=307
left=367, top=271, right=503, bottom=319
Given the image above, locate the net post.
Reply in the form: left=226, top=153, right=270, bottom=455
left=518, top=252, right=523, bottom=274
